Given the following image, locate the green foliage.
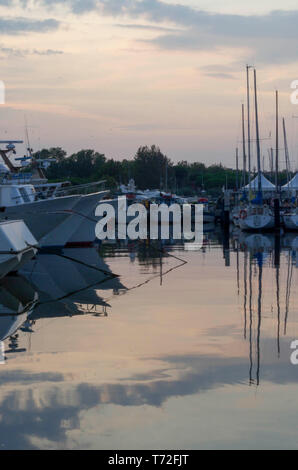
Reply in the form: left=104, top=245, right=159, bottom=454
left=38, top=145, right=285, bottom=194
left=133, top=145, right=173, bottom=190
left=34, top=147, right=67, bottom=162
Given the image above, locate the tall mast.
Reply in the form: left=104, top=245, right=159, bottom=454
left=282, top=117, right=291, bottom=197
left=275, top=91, right=279, bottom=193
left=253, top=69, right=262, bottom=194
left=242, top=103, right=247, bottom=188
left=270, top=148, right=274, bottom=181
left=246, top=65, right=252, bottom=195
left=236, top=147, right=239, bottom=192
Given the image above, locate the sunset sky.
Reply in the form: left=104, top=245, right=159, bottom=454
left=1, top=0, right=298, bottom=168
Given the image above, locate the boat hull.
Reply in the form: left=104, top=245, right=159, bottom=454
left=239, top=214, right=275, bottom=231
left=3, top=195, right=81, bottom=248
left=66, top=191, right=109, bottom=247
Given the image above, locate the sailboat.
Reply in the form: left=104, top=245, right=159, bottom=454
left=239, top=69, right=275, bottom=231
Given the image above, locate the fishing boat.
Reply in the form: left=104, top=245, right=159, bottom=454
left=0, top=220, right=38, bottom=279
left=0, top=143, right=109, bottom=248
left=0, top=184, right=83, bottom=248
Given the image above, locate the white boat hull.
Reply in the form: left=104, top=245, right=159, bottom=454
left=3, top=195, right=81, bottom=248
left=239, top=213, right=275, bottom=231
left=66, top=191, right=109, bottom=247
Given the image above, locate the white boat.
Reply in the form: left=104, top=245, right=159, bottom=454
left=238, top=205, right=275, bottom=231
left=0, top=184, right=83, bottom=248
left=0, top=142, right=110, bottom=247
left=66, top=191, right=109, bottom=247
left=0, top=220, right=38, bottom=279
left=284, top=208, right=298, bottom=231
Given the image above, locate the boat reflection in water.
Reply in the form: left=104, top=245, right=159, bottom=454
left=0, top=247, right=127, bottom=361
left=0, top=228, right=298, bottom=449
left=0, top=276, right=38, bottom=356
left=232, top=229, right=297, bottom=386
left=21, top=247, right=125, bottom=320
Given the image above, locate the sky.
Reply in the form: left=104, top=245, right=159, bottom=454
left=0, top=0, right=298, bottom=169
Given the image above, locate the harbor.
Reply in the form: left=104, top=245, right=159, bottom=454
left=0, top=71, right=298, bottom=449
left=0, top=79, right=297, bottom=449
left=2, top=0, right=298, bottom=453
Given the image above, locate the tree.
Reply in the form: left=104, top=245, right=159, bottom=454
left=133, top=145, right=173, bottom=190
left=35, top=147, right=67, bottom=162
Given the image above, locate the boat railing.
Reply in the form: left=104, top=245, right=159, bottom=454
left=53, top=180, right=107, bottom=196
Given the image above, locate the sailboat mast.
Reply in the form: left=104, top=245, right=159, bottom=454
left=242, top=103, right=247, bottom=188
left=282, top=117, right=291, bottom=197
left=275, top=91, right=279, bottom=193
left=246, top=65, right=252, bottom=194
left=236, top=147, right=239, bottom=192
left=270, top=148, right=274, bottom=180
left=253, top=69, right=262, bottom=194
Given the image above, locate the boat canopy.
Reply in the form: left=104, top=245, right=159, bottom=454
left=243, top=174, right=275, bottom=191
left=282, top=173, right=298, bottom=191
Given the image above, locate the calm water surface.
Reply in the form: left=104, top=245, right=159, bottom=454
left=0, top=227, right=298, bottom=450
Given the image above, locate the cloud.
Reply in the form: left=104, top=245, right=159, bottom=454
left=4, top=1, right=298, bottom=64
left=0, top=17, right=60, bottom=35
left=34, top=1, right=298, bottom=63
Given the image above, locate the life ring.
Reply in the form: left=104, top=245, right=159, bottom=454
left=240, top=210, right=247, bottom=220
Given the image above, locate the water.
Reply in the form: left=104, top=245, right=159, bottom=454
left=0, top=227, right=297, bottom=450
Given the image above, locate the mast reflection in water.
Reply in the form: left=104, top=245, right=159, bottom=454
left=0, top=229, right=297, bottom=450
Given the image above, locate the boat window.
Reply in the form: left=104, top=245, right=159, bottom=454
left=19, top=187, right=31, bottom=203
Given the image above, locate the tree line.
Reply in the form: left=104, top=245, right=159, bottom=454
left=34, top=145, right=289, bottom=195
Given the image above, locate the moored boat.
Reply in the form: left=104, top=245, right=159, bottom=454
left=238, top=205, right=275, bottom=231
left=284, top=208, right=298, bottom=231
left=0, top=220, right=38, bottom=279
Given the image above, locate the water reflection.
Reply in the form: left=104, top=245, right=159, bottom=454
left=0, top=276, right=38, bottom=356
left=0, top=229, right=297, bottom=449
left=231, top=230, right=297, bottom=387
